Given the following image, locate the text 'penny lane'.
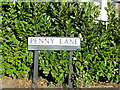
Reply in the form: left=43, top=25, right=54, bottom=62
left=28, top=37, right=80, bottom=46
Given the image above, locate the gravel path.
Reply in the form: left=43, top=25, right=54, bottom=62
left=1, top=76, right=120, bottom=88
left=1, top=76, right=63, bottom=88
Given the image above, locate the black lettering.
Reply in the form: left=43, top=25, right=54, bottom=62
left=75, top=39, right=78, bottom=44
left=64, top=39, right=68, bottom=44
left=39, top=38, right=44, bottom=44
left=45, top=39, right=49, bottom=44
left=51, top=39, right=54, bottom=44
left=60, top=39, right=62, bottom=44
left=34, top=38, right=37, bottom=44
left=30, top=38, right=34, bottom=44
left=70, top=39, right=74, bottom=44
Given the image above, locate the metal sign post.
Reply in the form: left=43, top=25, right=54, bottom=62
left=33, top=34, right=40, bottom=86
left=68, top=34, right=74, bottom=88
left=28, top=34, right=80, bottom=88
left=69, top=50, right=73, bottom=88
left=33, top=50, right=38, bottom=86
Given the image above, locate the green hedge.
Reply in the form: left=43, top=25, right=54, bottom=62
left=2, top=2, right=120, bottom=87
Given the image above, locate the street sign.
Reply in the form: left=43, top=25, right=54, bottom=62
left=28, top=35, right=81, bottom=88
left=28, top=37, right=80, bottom=50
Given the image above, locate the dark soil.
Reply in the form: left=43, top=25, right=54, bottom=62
left=1, top=76, right=120, bottom=88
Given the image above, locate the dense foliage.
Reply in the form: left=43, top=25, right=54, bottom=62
left=2, top=2, right=120, bottom=87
